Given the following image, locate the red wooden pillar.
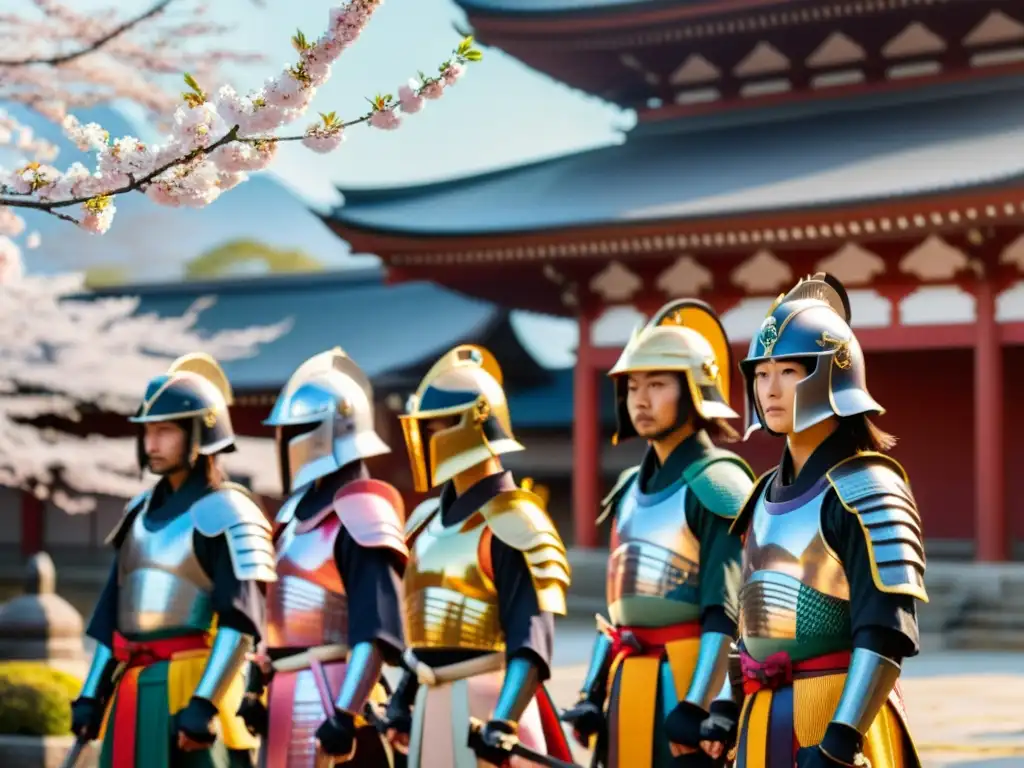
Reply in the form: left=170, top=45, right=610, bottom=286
left=573, top=310, right=600, bottom=549
left=974, top=274, right=1007, bottom=561
left=20, top=490, right=44, bottom=557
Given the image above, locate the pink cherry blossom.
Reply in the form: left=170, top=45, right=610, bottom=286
left=80, top=200, right=116, bottom=234
left=441, top=63, right=465, bottom=86
left=0, top=208, right=26, bottom=238
left=398, top=84, right=426, bottom=114
left=0, top=237, right=24, bottom=284
left=25, top=232, right=41, bottom=250
left=369, top=109, right=401, bottom=130
left=302, top=127, right=346, bottom=154
left=421, top=80, right=445, bottom=100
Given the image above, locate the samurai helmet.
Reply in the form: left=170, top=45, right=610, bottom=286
left=608, top=298, right=738, bottom=444
left=399, top=344, right=523, bottom=492
left=740, top=272, right=883, bottom=438
left=129, top=352, right=236, bottom=470
left=263, top=347, right=390, bottom=495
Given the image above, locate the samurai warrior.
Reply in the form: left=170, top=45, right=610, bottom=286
left=237, top=348, right=407, bottom=767
left=69, top=353, right=277, bottom=768
left=382, top=344, right=573, bottom=768
left=561, top=300, right=754, bottom=767
left=716, top=273, right=926, bottom=768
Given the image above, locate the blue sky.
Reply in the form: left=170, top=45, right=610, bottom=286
left=112, top=0, right=633, bottom=207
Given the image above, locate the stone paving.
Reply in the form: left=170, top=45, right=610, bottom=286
left=546, top=621, right=1024, bottom=767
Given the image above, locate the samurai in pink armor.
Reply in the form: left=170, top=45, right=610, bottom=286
left=237, top=348, right=407, bottom=767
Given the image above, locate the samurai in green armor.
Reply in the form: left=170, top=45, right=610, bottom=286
left=561, top=299, right=754, bottom=767
left=715, top=273, right=927, bottom=768
left=69, top=353, right=277, bottom=768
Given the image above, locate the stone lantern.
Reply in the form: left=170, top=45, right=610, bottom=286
left=0, top=552, right=87, bottom=679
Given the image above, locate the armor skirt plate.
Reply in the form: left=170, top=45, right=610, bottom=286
left=734, top=672, right=920, bottom=768
left=405, top=669, right=568, bottom=768
left=263, top=661, right=391, bottom=768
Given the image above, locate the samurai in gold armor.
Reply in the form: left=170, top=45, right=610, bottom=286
left=720, top=274, right=927, bottom=768
left=560, top=300, right=754, bottom=767
left=237, top=348, right=407, bottom=767
left=69, top=354, right=277, bottom=768
left=383, top=344, right=573, bottom=768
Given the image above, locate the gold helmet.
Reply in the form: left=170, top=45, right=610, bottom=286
left=399, top=345, right=523, bottom=492
left=608, top=299, right=738, bottom=444
left=128, top=353, right=236, bottom=469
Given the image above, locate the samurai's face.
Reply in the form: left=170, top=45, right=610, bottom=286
left=143, top=420, right=188, bottom=475
left=626, top=371, right=681, bottom=440
left=753, top=359, right=809, bottom=436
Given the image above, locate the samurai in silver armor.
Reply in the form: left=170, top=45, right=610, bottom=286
left=560, top=299, right=754, bottom=768
left=236, top=348, right=407, bottom=768
left=720, top=273, right=927, bottom=768
left=69, top=353, right=277, bottom=768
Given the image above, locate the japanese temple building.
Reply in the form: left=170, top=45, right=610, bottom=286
left=322, top=1, right=1024, bottom=559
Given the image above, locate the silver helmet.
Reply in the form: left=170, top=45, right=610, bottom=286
left=739, top=273, right=883, bottom=438
left=264, top=347, right=390, bottom=494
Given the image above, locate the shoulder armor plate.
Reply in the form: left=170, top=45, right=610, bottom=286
left=333, top=479, right=408, bottom=563
left=728, top=468, right=776, bottom=537
left=480, top=488, right=571, bottom=616
left=191, top=484, right=277, bottom=584
left=405, top=497, right=440, bottom=545
left=827, top=453, right=928, bottom=603
left=684, top=453, right=756, bottom=520
left=597, top=465, right=640, bottom=526
left=104, top=487, right=153, bottom=548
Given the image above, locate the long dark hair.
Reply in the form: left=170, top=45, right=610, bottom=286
left=837, top=413, right=897, bottom=452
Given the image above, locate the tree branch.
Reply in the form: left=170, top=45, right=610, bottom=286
left=0, top=112, right=375, bottom=214
left=0, top=0, right=176, bottom=68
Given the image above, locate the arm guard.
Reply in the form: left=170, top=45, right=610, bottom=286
left=577, top=630, right=613, bottom=704
left=481, top=489, right=571, bottom=616
left=333, top=641, right=384, bottom=716
left=830, top=648, right=902, bottom=736
left=192, top=627, right=253, bottom=706
left=683, top=632, right=733, bottom=710
left=78, top=643, right=117, bottom=701
left=827, top=454, right=928, bottom=603
left=192, top=485, right=277, bottom=584
left=492, top=655, right=541, bottom=723
left=684, top=454, right=756, bottom=521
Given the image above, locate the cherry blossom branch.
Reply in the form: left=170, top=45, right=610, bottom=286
left=0, top=14, right=481, bottom=234
left=0, top=0, right=175, bottom=67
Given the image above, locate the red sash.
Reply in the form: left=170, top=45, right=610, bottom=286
left=606, top=621, right=703, bottom=663
left=110, top=632, right=211, bottom=766
left=739, top=649, right=852, bottom=696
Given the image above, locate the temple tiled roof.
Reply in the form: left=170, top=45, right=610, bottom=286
left=328, top=81, right=1024, bottom=236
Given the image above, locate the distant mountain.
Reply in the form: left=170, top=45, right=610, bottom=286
left=4, top=104, right=375, bottom=281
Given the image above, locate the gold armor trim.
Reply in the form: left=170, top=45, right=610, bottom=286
left=399, top=345, right=524, bottom=492
left=827, top=453, right=928, bottom=603
left=133, top=353, right=234, bottom=424
left=478, top=488, right=571, bottom=616
left=192, top=484, right=277, bottom=583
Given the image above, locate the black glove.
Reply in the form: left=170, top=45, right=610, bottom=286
left=664, top=700, right=706, bottom=748
left=796, top=722, right=868, bottom=767
left=174, top=696, right=219, bottom=748
left=700, top=700, right=740, bottom=752
left=468, top=718, right=516, bottom=767
left=315, top=710, right=357, bottom=759
left=560, top=697, right=604, bottom=747
left=383, top=695, right=412, bottom=737
left=235, top=693, right=268, bottom=738
left=70, top=697, right=105, bottom=741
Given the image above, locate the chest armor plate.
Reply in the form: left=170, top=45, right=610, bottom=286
left=117, top=505, right=214, bottom=637
left=267, top=501, right=348, bottom=650
left=608, top=477, right=701, bottom=627
left=740, top=475, right=851, bottom=662
left=404, top=508, right=503, bottom=653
